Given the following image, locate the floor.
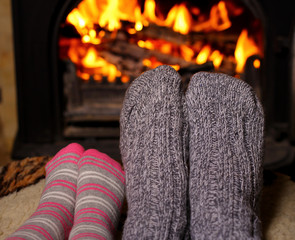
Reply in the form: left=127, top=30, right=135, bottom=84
left=0, top=0, right=18, bottom=166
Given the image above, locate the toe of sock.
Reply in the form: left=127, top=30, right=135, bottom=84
left=81, top=148, right=124, bottom=173
left=186, top=72, right=264, bottom=119
left=120, top=65, right=182, bottom=122
left=57, top=143, right=85, bottom=156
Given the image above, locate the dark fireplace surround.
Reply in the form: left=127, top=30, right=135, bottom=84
left=11, top=0, right=295, bottom=170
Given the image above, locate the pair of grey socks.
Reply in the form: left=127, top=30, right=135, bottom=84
left=120, top=65, right=264, bottom=239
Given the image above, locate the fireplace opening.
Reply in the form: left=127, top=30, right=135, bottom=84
left=11, top=0, right=295, bottom=172
left=58, top=0, right=264, bottom=140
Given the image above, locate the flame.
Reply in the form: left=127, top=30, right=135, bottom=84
left=81, top=47, right=104, bottom=68
left=121, top=75, right=130, bottom=83
left=98, top=0, right=134, bottom=31
left=253, top=59, right=261, bottom=69
left=196, top=45, right=211, bottom=64
left=160, top=43, right=173, bottom=54
left=67, top=9, right=87, bottom=34
left=143, top=57, right=180, bottom=71
left=209, top=50, right=223, bottom=68
left=137, top=40, right=155, bottom=50
left=234, top=29, right=260, bottom=73
left=63, top=0, right=262, bottom=82
left=67, top=0, right=139, bottom=34
left=69, top=46, right=122, bottom=82
left=134, top=6, right=144, bottom=31
left=193, top=1, right=231, bottom=32
left=211, top=1, right=231, bottom=31
left=180, top=45, right=194, bottom=62
left=143, top=0, right=158, bottom=23
left=67, top=0, right=233, bottom=37
left=164, top=3, right=191, bottom=35
left=172, top=4, right=191, bottom=35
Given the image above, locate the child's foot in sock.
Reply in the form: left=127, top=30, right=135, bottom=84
left=69, top=149, right=125, bottom=240
left=186, top=72, right=264, bottom=239
left=6, top=143, right=84, bottom=240
left=120, top=65, right=189, bottom=239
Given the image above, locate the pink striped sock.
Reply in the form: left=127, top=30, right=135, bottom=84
left=6, top=143, right=84, bottom=240
left=69, top=149, right=125, bottom=240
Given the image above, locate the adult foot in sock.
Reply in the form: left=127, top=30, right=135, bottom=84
left=69, top=149, right=125, bottom=240
left=6, top=143, right=84, bottom=240
left=120, top=65, right=189, bottom=240
left=186, top=72, right=264, bottom=239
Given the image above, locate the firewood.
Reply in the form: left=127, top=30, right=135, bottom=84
left=100, top=39, right=192, bottom=68
left=59, top=21, right=240, bottom=79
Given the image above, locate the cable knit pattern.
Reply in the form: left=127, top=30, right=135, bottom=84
left=186, top=72, right=264, bottom=240
left=120, top=65, right=189, bottom=239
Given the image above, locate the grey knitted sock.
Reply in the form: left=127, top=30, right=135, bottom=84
left=120, top=65, right=189, bottom=239
left=186, top=72, right=264, bottom=240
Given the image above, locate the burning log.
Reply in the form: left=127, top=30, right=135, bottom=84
left=178, top=62, right=215, bottom=91
left=134, top=23, right=188, bottom=45
left=99, top=39, right=194, bottom=76
left=61, top=21, right=239, bottom=52
left=178, top=62, right=214, bottom=75
left=59, top=17, right=242, bottom=79
left=60, top=34, right=239, bottom=81
left=135, top=23, right=239, bottom=48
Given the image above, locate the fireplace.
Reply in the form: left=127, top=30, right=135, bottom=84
left=59, top=0, right=265, bottom=140
left=11, top=0, right=295, bottom=170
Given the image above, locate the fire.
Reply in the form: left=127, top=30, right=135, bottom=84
left=180, top=45, right=194, bottom=62
left=192, top=1, right=231, bottom=32
left=164, top=3, right=192, bottom=35
left=211, top=1, right=232, bottom=31
left=81, top=47, right=104, bottom=68
left=68, top=45, right=123, bottom=82
left=253, top=59, right=261, bottom=69
left=173, top=4, right=191, bottom=35
left=62, top=0, right=262, bottom=82
left=209, top=50, right=224, bottom=68
left=67, top=0, right=140, bottom=35
left=142, top=57, right=180, bottom=71
left=67, top=0, right=233, bottom=38
left=143, top=0, right=158, bottom=23
left=137, top=40, right=155, bottom=50
left=196, top=45, right=211, bottom=64
left=234, top=29, right=261, bottom=73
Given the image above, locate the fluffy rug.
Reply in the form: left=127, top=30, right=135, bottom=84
left=0, top=158, right=295, bottom=239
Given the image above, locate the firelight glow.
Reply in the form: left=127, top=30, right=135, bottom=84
left=169, top=3, right=191, bottom=34
left=234, top=29, right=261, bottom=73
left=196, top=45, right=211, bottom=65
left=63, top=0, right=262, bottom=81
left=253, top=59, right=261, bottom=69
